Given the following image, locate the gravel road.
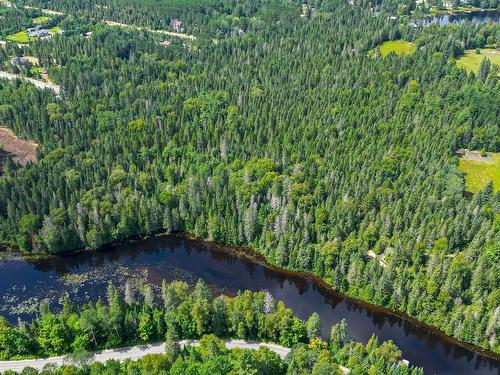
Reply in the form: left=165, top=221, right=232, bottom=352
left=0, top=71, right=60, bottom=95
left=0, top=340, right=302, bottom=373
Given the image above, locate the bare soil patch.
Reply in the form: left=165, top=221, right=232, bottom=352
left=457, top=149, right=493, bottom=162
left=0, top=127, right=38, bottom=166
left=23, top=56, right=40, bottom=65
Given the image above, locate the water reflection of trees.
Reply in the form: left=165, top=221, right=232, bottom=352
left=4, top=234, right=496, bottom=373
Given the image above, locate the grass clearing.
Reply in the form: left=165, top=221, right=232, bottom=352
left=6, top=31, right=33, bottom=43
left=457, top=48, right=500, bottom=74
left=48, top=26, right=61, bottom=34
left=459, top=152, right=500, bottom=193
left=378, top=40, right=416, bottom=57
left=30, top=67, right=44, bottom=75
left=33, top=16, right=50, bottom=24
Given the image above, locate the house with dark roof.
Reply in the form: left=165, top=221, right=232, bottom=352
left=29, top=29, right=49, bottom=38
left=27, top=25, right=41, bottom=33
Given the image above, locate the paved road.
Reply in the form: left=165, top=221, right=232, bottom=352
left=0, top=71, right=61, bottom=95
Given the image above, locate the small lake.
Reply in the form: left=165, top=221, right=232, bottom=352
left=422, top=9, right=500, bottom=26
left=0, top=235, right=499, bottom=374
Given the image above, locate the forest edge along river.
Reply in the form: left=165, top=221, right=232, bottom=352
left=422, top=9, right=500, bottom=26
left=0, top=233, right=499, bottom=374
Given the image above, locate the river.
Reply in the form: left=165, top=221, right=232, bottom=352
left=0, top=235, right=498, bottom=374
left=422, top=9, right=500, bottom=26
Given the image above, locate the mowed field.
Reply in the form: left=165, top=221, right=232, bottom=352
left=6, top=27, right=61, bottom=43
left=378, top=40, right=416, bottom=57
left=33, top=16, right=50, bottom=23
left=457, top=48, right=500, bottom=73
left=0, top=127, right=38, bottom=166
left=459, top=152, right=500, bottom=193
left=6, top=31, right=32, bottom=43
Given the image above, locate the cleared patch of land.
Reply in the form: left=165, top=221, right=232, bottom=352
left=6, top=31, right=33, bottom=43
left=367, top=250, right=387, bottom=268
left=23, top=56, right=40, bottom=64
left=378, top=40, right=416, bottom=57
left=0, top=127, right=38, bottom=166
left=458, top=151, right=499, bottom=193
left=48, top=26, right=62, bottom=34
left=33, top=16, right=50, bottom=24
left=23, top=6, right=64, bottom=16
left=6, top=25, right=62, bottom=44
left=457, top=48, right=500, bottom=74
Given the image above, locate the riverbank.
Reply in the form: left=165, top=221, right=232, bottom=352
left=418, top=8, right=500, bottom=26
left=2, top=231, right=499, bottom=363
left=177, top=233, right=500, bottom=362
left=427, top=7, right=498, bottom=16
left=0, top=234, right=498, bottom=374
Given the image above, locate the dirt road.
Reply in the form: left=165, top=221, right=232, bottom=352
left=0, top=71, right=60, bottom=95
left=0, top=340, right=296, bottom=373
left=104, top=20, right=196, bottom=40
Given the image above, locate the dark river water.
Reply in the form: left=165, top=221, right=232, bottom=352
left=423, top=9, right=500, bottom=26
left=0, top=235, right=499, bottom=374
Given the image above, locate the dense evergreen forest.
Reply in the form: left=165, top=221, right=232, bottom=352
left=0, top=0, right=499, bottom=357
left=0, top=280, right=424, bottom=374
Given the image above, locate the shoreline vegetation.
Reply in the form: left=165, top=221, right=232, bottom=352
left=0, top=280, right=422, bottom=374
left=425, top=7, right=500, bottom=16
left=3, top=231, right=500, bottom=363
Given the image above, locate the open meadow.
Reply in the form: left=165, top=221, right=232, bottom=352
left=459, top=152, right=500, bottom=193
left=457, top=48, right=500, bottom=73
left=378, top=40, right=416, bottom=56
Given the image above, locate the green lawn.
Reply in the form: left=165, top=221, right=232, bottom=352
left=49, top=26, right=62, bottom=34
left=33, top=16, right=50, bottom=24
left=378, top=40, right=416, bottom=57
left=459, top=152, right=500, bottom=193
left=6, top=25, right=62, bottom=44
left=30, top=67, right=44, bottom=75
left=457, top=49, right=500, bottom=74
left=6, top=31, right=33, bottom=43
